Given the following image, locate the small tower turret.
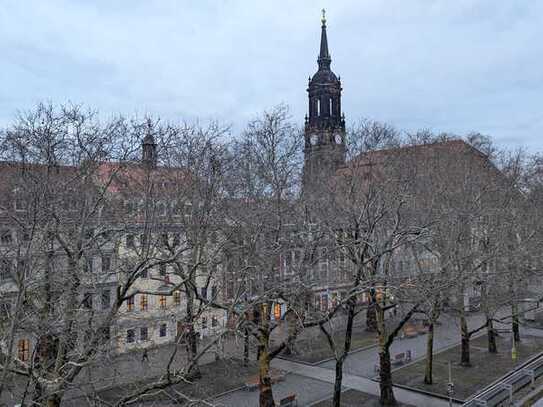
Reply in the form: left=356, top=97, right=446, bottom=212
left=142, top=119, right=157, bottom=169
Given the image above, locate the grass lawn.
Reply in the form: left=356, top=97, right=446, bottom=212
left=280, top=323, right=378, bottom=364
left=312, top=389, right=414, bottom=407
left=392, top=334, right=543, bottom=401
left=67, top=358, right=259, bottom=406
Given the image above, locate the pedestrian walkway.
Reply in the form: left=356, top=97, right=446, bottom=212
left=272, top=358, right=458, bottom=407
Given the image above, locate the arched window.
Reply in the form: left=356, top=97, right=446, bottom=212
left=329, top=98, right=333, bottom=116
left=17, top=339, right=30, bottom=361
left=317, top=99, right=321, bottom=116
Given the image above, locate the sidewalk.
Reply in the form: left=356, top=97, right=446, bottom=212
left=272, top=358, right=456, bottom=407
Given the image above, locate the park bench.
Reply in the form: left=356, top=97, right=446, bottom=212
left=416, top=325, right=427, bottom=334
left=504, top=371, right=531, bottom=393
left=391, top=350, right=412, bottom=366
left=374, top=350, right=412, bottom=372
left=400, top=325, right=419, bottom=339
left=276, top=394, right=297, bottom=406
left=525, top=357, right=543, bottom=380
left=471, top=372, right=531, bottom=406
left=244, top=369, right=285, bottom=391
left=472, top=386, right=509, bottom=406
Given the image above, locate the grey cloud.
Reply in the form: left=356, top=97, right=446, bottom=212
left=1, top=0, right=542, bottom=150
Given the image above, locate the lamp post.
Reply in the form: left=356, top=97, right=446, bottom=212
left=512, top=333, right=518, bottom=361
left=447, top=361, right=454, bottom=407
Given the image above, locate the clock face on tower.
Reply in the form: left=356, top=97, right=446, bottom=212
left=334, top=133, right=342, bottom=144
left=310, top=134, right=319, bottom=145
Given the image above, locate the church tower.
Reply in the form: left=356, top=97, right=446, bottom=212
left=302, top=10, right=346, bottom=193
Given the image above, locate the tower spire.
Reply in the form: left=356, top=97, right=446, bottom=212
left=318, top=9, right=331, bottom=70
left=303, top=8, right=345, bottom=194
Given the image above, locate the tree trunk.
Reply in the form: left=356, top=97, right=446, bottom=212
left=460, top=315, right=471, bottom=367
left=512, top=302, right=521, bottom=343
left=243, top=327, right=250, bottom=366
left=424, top=322, right=434, bottom=384
left=285, top=311, right=298, bottom=355
left=332, top=298, right=356, bottom=406
left=332, top=359, right=344, bottom=407
left=258, top=303, right=275, bottom=407
left=47, top=394, right=62, bottom=407
left=376, top=298, right=396, bottom=406
left=366, top=302, right=377, bottom=331
left=185, top=288, right=201, bottom=378
left=379, top=348, right=397, bottom=406
left=487, top=317, right=497, bottom=353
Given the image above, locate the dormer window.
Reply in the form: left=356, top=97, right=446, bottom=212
left=0, top=259, right=13, bottom=281
left=13, top=189, right=26, bottom=211
left=0, top=230, right=12, bottom=245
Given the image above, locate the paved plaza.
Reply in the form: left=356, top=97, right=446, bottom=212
left=4, top=310, right=539, bottom=407
left=213, top=310, right=533, bottom=406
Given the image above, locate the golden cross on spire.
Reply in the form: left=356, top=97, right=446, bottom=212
left=321, top=8, right=326, bottom=25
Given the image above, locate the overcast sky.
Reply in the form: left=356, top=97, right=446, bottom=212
left=1, top=1, right=542, bottom=151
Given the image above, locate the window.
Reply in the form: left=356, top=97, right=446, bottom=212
left=210, top=230, right=217, bottom=244
left=0, top=230, right=12, bottom=245
left=211, top=316, right=218, bottom=327
left=126, top=234, right=135, bottom=249
left=99, top=327, right=111, bottom=343
left=126, top=296, right=134, bottom=312
left=159, top=323, right=167, bottom=337
left=172, top=233, right=180, bottom=247
left=200, top=287, right=207, bottom=300
left=14, top=190, right=27, bottom=211
left=125, top=200, right=135, bottom=214
left=161, top=233, right=169, bottom=247
left=0, top=260, right=12, bottom=281
left=177, top=321, right=187, bottom=339
left=321, top=294, right=328, bottom=311
left=201, top=317, right=207, bottom=329
left=101, top=255, right=111, bottom=273
left=0, top=302, right=12, bottom=318
left=140, top=294, right=148, bottom=311
left=83, top=293, right=93, bottom=309
left=274, top=303, right=281, bottom=320
left=139, top=233, right=147, bottom=248
left=101, top=290, right=110, bottom=310
left=17, top=339, right=30, bottom=361
left=211, top=286, right=217, bottom=300
left=140, top=327, right=148, bottom=341
left=126, top=329, right=135, bottom=343
left=329, top=97, right=333, bottom=116
left=173, top=291, right=181, bottom=306
left=84, top=228, right=94, bottom=240
left=85, top=257, right=94, bottom=273
left=17, top=259, right=27, bottom=276
left=317, top=98, right=321, bottom=116
left=159, top=295, right=167, bottom=309
left=226, top=280, right=234, bottom=299
left=157, top=202, right=167, bottom=216
left=184, top=203, right=193, bottom=221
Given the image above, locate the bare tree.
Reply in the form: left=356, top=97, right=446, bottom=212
left=0, top=104, right=236, bottom=407
left=304, top=122, right=427, bottom=406
left=226, top=104, right=304, bottom=407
